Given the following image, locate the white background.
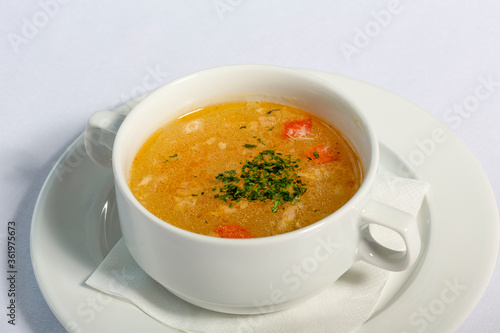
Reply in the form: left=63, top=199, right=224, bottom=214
left=1, top=0, right=499, bottom=332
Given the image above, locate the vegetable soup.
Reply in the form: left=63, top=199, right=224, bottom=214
left=128, top=101, right=363, bottom=238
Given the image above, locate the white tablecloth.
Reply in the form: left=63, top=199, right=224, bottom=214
left=1, top=1, right=499, bottom=332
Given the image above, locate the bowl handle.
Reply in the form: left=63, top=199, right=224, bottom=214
left=357, top=200, right=422, bottom=271
left=84, top=110, right=127, bottom=170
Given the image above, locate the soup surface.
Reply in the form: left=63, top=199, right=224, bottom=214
left=129, top=101, right=362, bottom=238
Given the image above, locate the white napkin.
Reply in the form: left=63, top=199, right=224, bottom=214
left=86, top=172, right=428, bottom=333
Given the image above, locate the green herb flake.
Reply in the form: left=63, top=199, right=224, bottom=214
left=252, top=136, right=266, bottom=145
left=240, top=126, right=247, bottom=129
left=244, top=144, right=258, bottom=149
left=266, top=109, right=280, bottom=115
left=214, top=150, right=307, bottom=212
left=267, top=126, right=275, bottom=131
left=272, top=200, right=280, bottom=213
left=313, top=152, right=320, bottom=159
left=169, top=154, right=178, bottom=158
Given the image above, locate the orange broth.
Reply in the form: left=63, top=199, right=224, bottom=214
left=128, top=101, right=363, bottom=238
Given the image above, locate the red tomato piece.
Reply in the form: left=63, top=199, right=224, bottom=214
left=214, top=223, right=255, bottom=239
left=282, top=118, right=313, bottom=139
left=304, top=144, right=338, bottom=164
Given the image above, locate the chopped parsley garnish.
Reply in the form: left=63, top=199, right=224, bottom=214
left=313, top=151, right=320, bottom=159
left=216, top=169, right=239, bottom=183
left=267, top=126, right=275, bottom=131
left=163, top=153, right=178, bottom=162
left=266, top=109, right=280, bottom=115
left=253, top=136, right=265, bottom=145
left=240, top=126, right=247, bottom=129
left=244, top=144, right=258, bottom=149
left=214, top=150, right=307, bottom=212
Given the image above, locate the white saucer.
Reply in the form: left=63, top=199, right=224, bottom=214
left=31, top=71, right=499, bottom=333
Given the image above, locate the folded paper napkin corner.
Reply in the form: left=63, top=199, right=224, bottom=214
left=86, top=172, right=429, bottom=333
